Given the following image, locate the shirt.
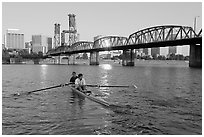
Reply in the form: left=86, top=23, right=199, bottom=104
left=75, top=78, right=86, bottom=86
left=70, top=76, right=77, bottom=83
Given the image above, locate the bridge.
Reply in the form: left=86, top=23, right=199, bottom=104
left=46, top=25, right=202, bottom=67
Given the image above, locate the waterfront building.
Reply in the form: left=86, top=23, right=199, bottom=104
left=135, top=49, right=143, bottom=56
left=47, top=37, right=52, bottom=51
left=160, top=47, right=168, bottom=57
left=5, top=29, right=24, bottom=49
left=32, top=35, right=48, bottom=54
left=151, top=47, right=160, bottom=58
left=169, top=46, right=177, bottom=54
left=25, top=41, right=32, bottom=54
left=61, top=32, right=65, bottom=46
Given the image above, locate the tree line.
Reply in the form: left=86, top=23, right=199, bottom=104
left=2, top=49, right=45, bottom=63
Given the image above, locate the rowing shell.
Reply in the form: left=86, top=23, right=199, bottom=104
left=69, top=86, right=110, bottom=107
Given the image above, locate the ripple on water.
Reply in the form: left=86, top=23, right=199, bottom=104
left=2, top=63, right=202, bottom=135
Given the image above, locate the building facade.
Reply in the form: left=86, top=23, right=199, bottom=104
left=54, top=23, right=60, bottom=48
left=169, top=46, right=177, bottom=54
left=47, top=37, right=52, bottom=51
left=32, top=35, right=49, bottom=54
left=25, top=41, right=32, bottom=54
left=5, top=29, right=24, bottom=49
left=151, top=47, right=160, bottom=58
left=143, top=48, right=149, bottom=55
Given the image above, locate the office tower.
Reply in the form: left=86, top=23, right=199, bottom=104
left=54, top=23, right=60, bottom=48
left=32, top=35, right=48, bottom=54
left=47, top=37, right=52, bottom=51
left=5, top=29, right=24, bottom=49
left=61, top=32, right=65, bottom=46
left=68, top=14, right=77, bottom=45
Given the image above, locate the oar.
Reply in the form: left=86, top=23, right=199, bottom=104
left=86, top=84, right=137, bottom=89
left=13, top=82, right=73, bottom=96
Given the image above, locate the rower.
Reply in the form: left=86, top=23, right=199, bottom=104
left=75, top=73, right=86, bottom=92
left=70, top=72, right=77, bottom=84
left=75, top=73, right=91, bottom=95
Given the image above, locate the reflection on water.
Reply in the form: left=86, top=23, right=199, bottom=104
left=40, top=64, right=48, bottom=86
left=99, top=64, right=112, bottom=97
left=99, top=64, right=112, bottom=70
left=2, top=61, right=202, bottom=135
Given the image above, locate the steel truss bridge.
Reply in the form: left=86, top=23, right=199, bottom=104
left=46, top=25, right=202, bottom=56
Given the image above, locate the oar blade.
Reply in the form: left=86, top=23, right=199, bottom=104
left=133, top=84, right=137, bottom=89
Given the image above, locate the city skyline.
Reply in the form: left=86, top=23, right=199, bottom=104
left=2, top=2, right=202, bottom=56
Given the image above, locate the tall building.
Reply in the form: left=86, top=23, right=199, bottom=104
left=47, top=37, right=52, bottom=51
left=5, top=29, right=24, bottom=49
left=32, top=35, right=48, bottom=54
left=169, top=46, right=177, bottom=54
left=61, top=32, right=65, bottom=46
left=68, top=14, right=77, bottom=45
left=25, top=41, right=32, bottom=54
left=151, top=47, right=160, bottom=57
left=54, top=23, right=60, bottom=48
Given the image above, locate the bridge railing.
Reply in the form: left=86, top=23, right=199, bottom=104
left=93, top=36, right=128, bottom=49
left=127, top=25, right=198, bottom=45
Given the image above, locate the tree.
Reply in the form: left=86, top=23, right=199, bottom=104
left=157, top=55, right=166, bottom=60
left=2, top=49, right=10, bottom=63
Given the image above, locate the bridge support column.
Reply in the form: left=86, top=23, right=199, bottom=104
left=72, top=54, right=76, bottom=65
left=58, top=56, right=61, bottom=64
left=189, top=44, right=202, bottom=68
left=90, top=51, right=99, bottom=65
left=122, top=49, right=134, bottom=66
left=54, top=56, right=61, bottom=64
left=67, top=56, right=70, bottom=65
left=68, top=55, right=75, bottom=65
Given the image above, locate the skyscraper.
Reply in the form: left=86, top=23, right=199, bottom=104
left=47, top=37, right=52, bottom=51
left=5, top=29, right=24, bottom=49
left=54, top=23, right=60, bottom=48
left=61, top=32, right=65, bottom=46
left=32, top=35, right=49, bottom=54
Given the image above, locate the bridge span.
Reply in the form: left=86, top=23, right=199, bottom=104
left=46, top=25, right=202, bottom=68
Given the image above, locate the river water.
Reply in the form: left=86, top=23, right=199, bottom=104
left=2, top=60, right=202, bottom=135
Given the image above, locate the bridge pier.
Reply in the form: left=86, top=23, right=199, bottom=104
left=68, top=55, right=76, bottom=65
left=54, top=56, right=61, bottom=64
left=122, top=49, right=134, bottom=66
left=189, top=44, right=202, bottom=68
left=90, top=51, right=99, bottom=65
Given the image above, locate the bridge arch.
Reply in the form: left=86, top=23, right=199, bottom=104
left=93, top=36, right=128, bottom=49
left=127, top=25, right=198, bottom=45
left=70, top=41, right=94, bottom=51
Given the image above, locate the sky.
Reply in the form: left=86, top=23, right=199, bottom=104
left=2, top=2, right=202, bottom=55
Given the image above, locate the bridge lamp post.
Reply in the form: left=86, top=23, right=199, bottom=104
left=194, top=16, right=200, bottom=32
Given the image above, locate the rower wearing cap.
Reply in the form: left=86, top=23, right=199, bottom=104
left=75, top=73, right=86, bottom=93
